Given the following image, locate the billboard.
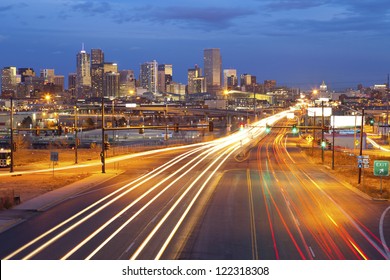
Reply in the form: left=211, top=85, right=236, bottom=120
left=330, top=115, right=364, bottom=128
left=307, top=107, right=332, bottom=117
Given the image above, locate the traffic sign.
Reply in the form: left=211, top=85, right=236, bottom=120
left=355, top=140, right=359, bottom=146
left=373, top=160, right=389, bottom=176
left=50, top=151, right=59, bottom=162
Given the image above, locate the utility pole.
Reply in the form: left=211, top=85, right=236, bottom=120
left=321, top=101, right=325, bottom=164
left=101, top=96, right=105, bottom=173
left=253, top=85, right=257, bottom=121
left=358, top=108, right=365, bottom=184
left=332, top=122, right=335, bottom=170
left=74, top=106, right=78, bottom=164
left=387, top=74, right=389, bottom=143
left=10, top=97, right=14, bottom=173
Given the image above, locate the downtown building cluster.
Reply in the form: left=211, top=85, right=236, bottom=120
left=0, top=47, right=279, bottom=104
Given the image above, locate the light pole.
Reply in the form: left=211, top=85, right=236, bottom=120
left=321, top=101, right=325, bottom=164
left=358, top=108, right=365, bottom=184
left=74, top=106, right=78, bottom=164
left=332, top=114, right=335, bottom=170
left=10, top=97, right=14, bottom=173
left=253, top=85, right=257, bottom=121
left=101, top=96, right=105, bottom=174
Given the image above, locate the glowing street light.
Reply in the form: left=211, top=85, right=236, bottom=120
left=45, top=94, right=51, bottom=103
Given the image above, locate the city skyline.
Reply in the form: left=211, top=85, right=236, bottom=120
left=1, top=0, right=390, bottom=90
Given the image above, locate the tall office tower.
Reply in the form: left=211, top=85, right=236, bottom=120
left=140, top=60, right=158, bottom=93
left=91, top=48, right=104, bottom=65
left=203, top=48, right=222, bottom=94
left=40, top=69, right=55, bottom=84
left=157, top=64, right=173, bottom=92
left=119, top=70, right=136, bottom=96
left=223, top=69, right=237, bottom=90
left=18, top=68, right=35, bottom=82
left=76, top=45, right=91, bottom=98
left=187, top=64, right=205, bottom=94
left=264, top=80, right=276, bottom=92
left=240, top=73, right=256, bottom=92
left=103, top=62, right=118, bottom=74
left=102, top=62, right=118, bottom=97
left=68, top=73, right=77, bottom=99
left=1, top=66, right=17, bottom=96
left=91, top=49, right=104, bottom=98
left=54, top=75, right=65, bottom=92
left=104, top=72, right=120, bottom=98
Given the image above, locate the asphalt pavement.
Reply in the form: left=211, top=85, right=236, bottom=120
left=0, top=171, right=118, bottom=234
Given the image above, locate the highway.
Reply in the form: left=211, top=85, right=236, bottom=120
left=0, top=111, right=389, bottom=260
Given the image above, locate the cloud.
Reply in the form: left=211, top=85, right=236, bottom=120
left=256, top=0, right=390, bottom=37
left=0, top=5, right=15, bottom=12
left=70, top=1, right=112, bottom=16
left=114, top=6, right=256, bottom=30
left=262, top=0, right=327, bottom=11
left=269, top=14, right=390, bottom=37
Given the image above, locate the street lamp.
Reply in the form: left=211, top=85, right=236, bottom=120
left=45, top=94, right=51, bottom=104
left=74, top=106, right=78, bottom=164
left=9, top=97, right=14, bottom=173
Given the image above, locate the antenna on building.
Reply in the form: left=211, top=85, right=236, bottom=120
left=81, top=43, right=85, bottom=52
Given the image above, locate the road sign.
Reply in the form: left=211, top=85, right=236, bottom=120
left=50, top=151, right=59, bottom=162
left=373, top=160, right=389, bottom=176
left=355, top=140, right=359, bottom=146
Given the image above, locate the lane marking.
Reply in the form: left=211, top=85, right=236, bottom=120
left=247, top=168, right=259, bottom=260
left=379, top=206, right=390, bottom=259
left=309, top=246, right=316, bottom=258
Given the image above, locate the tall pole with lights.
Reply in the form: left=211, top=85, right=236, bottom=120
left=101, top=96, right=105, bottom=173
left=358, top=108, right=365, bottom=184
left=10, top=97, right=14, bottom=173
left=321, top=101, right=325, bottom=164
left=74, top=106, right=78, bottom=164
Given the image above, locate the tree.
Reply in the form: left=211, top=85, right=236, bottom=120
left=85, top=117, right=95, bottom=129
left=20, top=116, right=33, bottom=128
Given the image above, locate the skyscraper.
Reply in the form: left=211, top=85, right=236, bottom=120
left=104, top=72, right=120, bottom=98
left=76, top=45, right=91, bottom=98
left=18, top=68, right=35, bottom=82
left=223, top=69, right=237, bottom=90
left=140, top=60, right=158, bottom=93
left=119, top=70, right=136, bottom=97
left=157, top=64, right=173, bottom=92
left=91, top=48, right=104, bottom=98
left=91, top=48, right=104, bottom=65
left=203, top=48, right=222, bottom=94
left=40, top=69, right=55, bottom=84
left=188, top=64, right=206, bottom=94
left=103, top=62, right=119, bottom=97
left=68, top=73, right=77, bottom=99
left=1, top=66, right=17, bottom=96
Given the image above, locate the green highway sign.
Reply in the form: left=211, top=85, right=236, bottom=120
left=373, top=160, right=389, bottom=176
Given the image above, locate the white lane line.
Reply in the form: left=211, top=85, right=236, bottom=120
left=151, top=146, right=239, bottom=260
left=82, top=143, right=235, bottom=260
left=4, top=146, right=206, bottom=260
left=309, top=246, right=316, bottom=258
left=303, top=171, right=389, bottom=260
left=379, top=206, right=390, bottom=259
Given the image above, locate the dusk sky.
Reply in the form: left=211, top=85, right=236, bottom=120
left=1, top=0, right=390, bottom=90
